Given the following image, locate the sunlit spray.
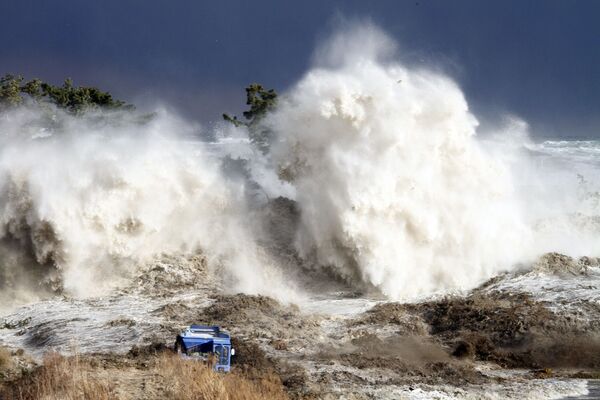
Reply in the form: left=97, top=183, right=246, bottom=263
left=268, top=25, right=533, bottom=299
left=0, top=106, right=294, bottom=306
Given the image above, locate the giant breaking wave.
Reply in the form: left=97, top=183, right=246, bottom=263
left=268, top=26, right=530, bottom=299
left=0, top=25, right=598, bottom=306
left=0, top=108, right=292, bottom=307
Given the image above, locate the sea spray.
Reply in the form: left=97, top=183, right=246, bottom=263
left=478, top=117, right=600, bottom=258
left=1, top=25, right=599, bottom=306
left=0, top=106, right=293, bottom=305
left=268, top=26, right=532, bottom=299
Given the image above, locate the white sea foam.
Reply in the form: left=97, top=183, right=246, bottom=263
left=267, top=25, right=533, bottom=299
left=1, top=24, right=599, bottom=306
left=0, top=106, right=294, bottom=307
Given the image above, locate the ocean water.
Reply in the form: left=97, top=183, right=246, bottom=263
left=533, top=140, right=600, bottom=164
left=563, top=380, right=600, bottom=399
left=0, top=138, right=599, bottom=400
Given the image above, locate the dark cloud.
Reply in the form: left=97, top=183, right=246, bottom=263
left=1, top=0, right=599, bottom=137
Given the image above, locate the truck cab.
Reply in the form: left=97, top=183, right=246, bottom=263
left=175, top=325, right=234, bottom=372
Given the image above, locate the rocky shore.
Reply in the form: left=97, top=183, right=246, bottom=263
left=1, top=253, right=599, bottom=399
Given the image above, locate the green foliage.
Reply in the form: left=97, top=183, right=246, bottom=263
left=222, top=113, right=244, bottom=127
left=242, top=83, right=277, bottom=122
left=223, top=83, right=277, bottom=154
left=21, top=78, right=42, bottom=98
left=0, top=74, right=24, bottom=107
left=0, top=74, right=133, bottom=114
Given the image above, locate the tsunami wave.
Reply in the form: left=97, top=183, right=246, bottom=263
left=0, top=24, right=599, bottom=306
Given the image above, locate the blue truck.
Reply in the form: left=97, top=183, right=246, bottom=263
left=174, top=325, right=234, bottom=372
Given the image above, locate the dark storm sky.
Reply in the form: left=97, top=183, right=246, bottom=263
left=1, top=0, right=599, bottom=138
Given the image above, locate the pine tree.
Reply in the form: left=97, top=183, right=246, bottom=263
left=223, top=83, right=277, bottom=154
left=0, top=74, right=133, bottom=114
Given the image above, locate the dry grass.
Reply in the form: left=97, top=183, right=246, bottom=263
left=4, top=351, right=116, bottom=400
left=0, top=347, right=11, bottom=371
left=157, top=353, right=289, bottom=400
left=2, top=351, right=289, bottom=400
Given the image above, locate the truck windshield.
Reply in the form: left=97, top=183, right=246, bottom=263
left=214, top=345, right=228, bottom=365
left=221, top=346, right=229, bottom=364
